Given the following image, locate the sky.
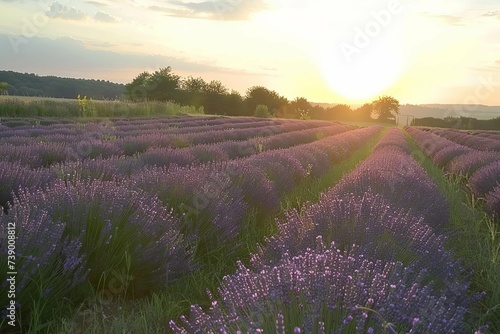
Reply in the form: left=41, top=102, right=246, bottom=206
left=0, top=0, right=499, bottom=106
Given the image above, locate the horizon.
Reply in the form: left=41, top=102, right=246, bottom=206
left=4, top=70, right=500, bottom=110
left=1, top=1, right=499, bottom=106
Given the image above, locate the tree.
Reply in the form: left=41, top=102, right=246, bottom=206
left=0, top=82, right=9, bottom=95
left=205, top=80, right=228, bottom=95
left=355, top=103, right=374, bottom=121
left=125, top=71, right=152, bottom=101
left=181, top=76, right=207, bottom=93
left=202, top=80, right=229, bottom=114
left=245, top=86, right=288, bottom=116
left=254, top=104, right=272, bottom=118
left=286, top=97, right=312, bottom=119
left=372, top=96, right=400, bottom=122
left=125, top=67, right=181, bottom=102
left=222, top=90, right=246, bottom=116
left=148, top=67, right=181, bottom=102
left=180, top=76, right=207, bottom=107
left=313, top=104, right=353, bottom=121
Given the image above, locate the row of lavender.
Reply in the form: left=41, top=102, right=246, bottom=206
left=0, top=122, right=353, bottom=210
left=422, top=128, right=500, bottom=152
left=0, top=122, right=380, bottom=329
left=171, top=129, right=485, bottom=333
left=406, top=127, right=500, bottom=218
left=0, top=116, right=284, bottom=138
left=0, top=116, right=336, bottom=144
left=0, top=119, right=298, bottom=147
left=0, top=119, right=339, bottom=168
left=475, top=130, right=500, bottom=141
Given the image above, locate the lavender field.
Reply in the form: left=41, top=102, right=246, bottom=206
left=0, top=117, right=498, bottom=333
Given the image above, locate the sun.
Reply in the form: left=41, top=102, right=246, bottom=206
left=317, top=39, right=405, bottom=102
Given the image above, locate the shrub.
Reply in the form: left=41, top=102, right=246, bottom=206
left=0, top=210, right=88, bottom=331
left=469, top=161, right=500, bottom=198
left=3, top=181, right=192, bottom=299
left=171, top=238, right=481, bottom=334
left=254, top=104, right=272, bottom=118
left=485, top=186, right=500, bottom=217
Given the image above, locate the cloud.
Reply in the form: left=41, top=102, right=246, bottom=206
left=0, top=34, right=248, bottom=83
left=481, top=11, right=500, bottom=17
left=94, top=11, right=117, bottom=22
left=150, top=0, right=268, bottom=21
left=429, top=14, right=466, bottom=26
left=47, top=1, right=87, bottom=20
left=85, top=0, right=108, bottom=7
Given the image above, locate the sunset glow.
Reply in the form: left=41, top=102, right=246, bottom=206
left=0, top=0, right=499, bottom=105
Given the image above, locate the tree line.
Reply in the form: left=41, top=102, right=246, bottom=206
left=414, top=116, right=500, bottom=130
left=125, top=67, right=400, bottom=122
left=0, top=71, right=124, bottom=100
left=0, top=68, right=401, bottom=122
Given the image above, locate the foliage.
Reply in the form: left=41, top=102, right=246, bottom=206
left=2, top=68, right=407, bottom=122
left=246, top=86, right=288, bottom=116
left=254, top=104, right=272, bottom=118
left=77, top=95, right=96, bottom=117
left=282, top=97, right=312, bottom=119
left=356, top=103, right=375, bottom=121
left=309, top=104, right=368, bottom=122
left=0, top=82, right=8, bottom=95
left=125, top=70, right=246, bottom=116
left=124, top=68, right=403, bottom=122
left=0, top=98, right=202, bottom=118
left=372, top=96, right=400, bottom=122
left=125, top=67, right=181, bottom=102
left=413, top=116, right=500, bottom=131
left=0, top=71, right=124, bottom=99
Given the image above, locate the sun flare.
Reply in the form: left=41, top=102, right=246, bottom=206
left=318, top=41, right=405, bottom=102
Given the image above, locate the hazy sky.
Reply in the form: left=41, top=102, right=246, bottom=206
left=0, top=0, right=499, bottom=105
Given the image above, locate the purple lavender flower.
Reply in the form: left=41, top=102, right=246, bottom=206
left=485, top=185, right=500, bottom=218
left=0, top=209, right=88, bottom=327
left=432, top=128, right=500, bottom=152
left=448, top=151, right=500, bottom=175
left=469, top=161, right=500, bottom=198
left=6, top=180, right=192, bottom=296
left=331, top=131, right=450, bottom=227
left=0, top=161, right=56, bottom=211
left=171, top=239, right=480, bottom=333
left=254, top=191, right=462, bottom=283
left=432, top=145, right=472, bottom=169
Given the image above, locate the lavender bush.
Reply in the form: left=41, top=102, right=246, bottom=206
left=431, top=129, right=500, bottom=152
left=469, top=162, right=500, bottom=198
left=331, top=141, right=450, bottom=227
left=0, top=210, right=88, bottom=330
left=253, top=191, right=464, bottom=283
left=0, top=161, right=55, bottom=211
left=5, top=181, right=192, bottom=297
left=485, top=186, right=500, bottom=217
left=131, top=165, right=249, bottom=245
left=432, top=146, right=472, bottom=169
left=171, top=238, right=481, bottom=333
left=448, top=151, right=500, bottom=175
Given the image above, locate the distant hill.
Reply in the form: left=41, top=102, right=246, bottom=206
left=0, top=71, right=125, bottom=100
left=313, top=102, right=500, bottom=120
left=400, top=104, right=500, bottom=120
